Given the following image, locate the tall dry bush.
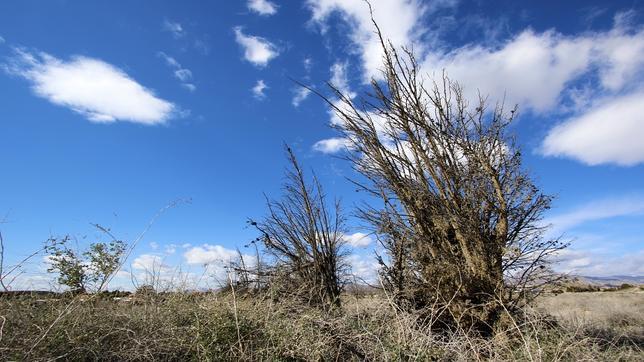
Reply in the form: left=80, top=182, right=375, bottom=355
left=250, top=146, right=347, bottom=308
left=310, top=17, right=566, bottom=332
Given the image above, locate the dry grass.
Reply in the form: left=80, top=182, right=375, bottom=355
left=538, top=290, right=644, bottom=350
left=0, top=289, right=642, bottom=361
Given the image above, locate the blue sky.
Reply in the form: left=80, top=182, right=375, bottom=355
left=1, top=0, right=643, bottom=290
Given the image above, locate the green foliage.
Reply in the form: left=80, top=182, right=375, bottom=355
left=45, top=236, right=126, bottom=293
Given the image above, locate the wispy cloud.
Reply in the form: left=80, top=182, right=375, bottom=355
left=545, top=195, right=644, bottom=234
left=343, top=232, right=373, bottom=247
left=132, top=254, right=168, bottom=271
left=326, top=61, right=358, bottom=125
left=248, top=0, right=278, bottom=16
left=158, top=52, right=180, bottom=68
left=0, top=35, right=5, bottom=44
left=3, top=49, right=175, bottom=125
left=193, top=38, right=210, bottom=55
left=580, top=6, right=608, bottom=27
left=183, top=244, right=255, bottom=282
left=312, top=61, right=360, bottom=153
left=329, top=61, right=351, bottom=95
left=162, top=20, right=185, bottom=38
left=347, top=254, right=379, bottom=282
left=181, top=83, right=196, bottom=92
left=541, top=195, right=644, bottom=277
left=157, top=51, right=196, bottom=92
left=165, top=244, right=177, bottom=255
left=252, top=79, right=268, bottom=99
left=554, top=249, right=644, bottom=277
left=303, top=57, right=313, bottom=72
left=292, top=87, right=311, bottom=107
left=233, top=27, right=279, bottom=67
left=174, top=68, right=192, bottom=82
left=306, top=0, right=434, bottom=81
left=312, top=137, right=352, bottom=153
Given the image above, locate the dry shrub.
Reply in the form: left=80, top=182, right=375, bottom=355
left=249, top=146, right=348, bottom=310
left=310, top=16, right=566, bottom=333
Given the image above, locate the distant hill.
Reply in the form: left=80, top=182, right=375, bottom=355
left=578, top=275, right=644, bottom=286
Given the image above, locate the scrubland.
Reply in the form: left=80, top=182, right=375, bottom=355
left=1, top=21, right=642, bottom=362
left=1, top=288, right=641, bottom=361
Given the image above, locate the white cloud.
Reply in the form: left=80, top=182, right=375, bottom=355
left=233, top=27, right=279, bottom=67
left=327, top=61, right=358, bottom=126
left=343, top=232, right=373, bottom=247
left=292, top=87, right=311, bottom=107
left=149, top=241, right=159, bottom=250
left=421, top=30, right=596, bottom=112
left=542, top=90, right=644, bottom=166
left=158, top=52, right=180, bottom=68
left=309, top=4, right=644, bottom=166
left=182, top=83, right=196, bottom=92
left=306, top=0, right=429, bottom=81
left=554, top=249, right=644, bottom=277
left=545, top=196, right=644, bottom=234
left=165, top=244, right=177, bottom=255
left=163, top=20, right=185, bottom=38
left=309, top=4, right=644, bottom=113
left=248, top=0, right=278, bottom=16
left=542, top=197, right=644, bottom=278
left=303, top=57, right=313, bottom=72
left=595, top=12, right=644, bottom=91
left=252, top=79, right=268, bottom=99
left=420, top=23, right=644, bottom=114
left=157, top=51, right=196, bottom=92
left=347, top=254, right=379, bottom=282
left=4, top=49, right=174, bottom=124
left=313, top=62, right=382, bottom=154
left=8, top=273, right=56, bottom=291
left=183, top=244, right=257, bottom=285
left=329, top=61, right=352, bottom=95
left=557, top=250, right=593, bottom=270
left=313, top=137, right=352, bottom=153
left=0, top=35, right=5, bottom=44
left=128, top=254, right=203, bottom=291
left=174, top=68, right=192, bottom=82
left=184, top=244, right=241, bottom=265
left=132, top=254, right=167, bottom=271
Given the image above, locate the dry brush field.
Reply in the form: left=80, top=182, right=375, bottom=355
left=0, top=287, right=642, bottom=361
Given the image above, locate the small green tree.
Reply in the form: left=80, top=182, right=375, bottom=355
left=46, top=236, right=126, bottom=293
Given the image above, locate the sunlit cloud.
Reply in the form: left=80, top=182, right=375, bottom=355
left=233, top=27, right=279, bottom=67
left=4, top=49, right=175, bottom=124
